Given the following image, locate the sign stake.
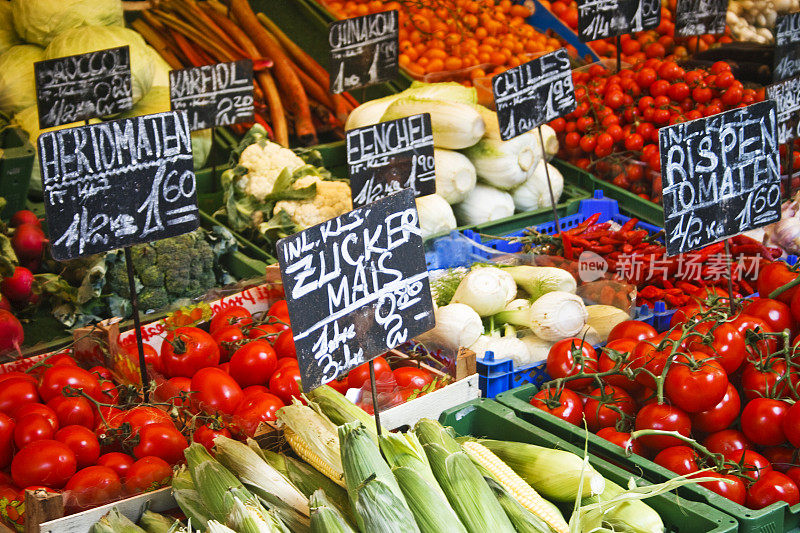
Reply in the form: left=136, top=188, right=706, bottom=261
left=538, top=127, right=562, bottom=232
left=788, top=133, right=795, bottom=199
left=616, top=35, right=622, bottom=73
left=368, top=360, right=383, bottom=437
left=124, top=246, right=151, bottom=401
left=724, top=239, right=736, bottom=316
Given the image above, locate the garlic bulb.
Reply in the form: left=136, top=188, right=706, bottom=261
left=528, top=291, right=588, bottom=341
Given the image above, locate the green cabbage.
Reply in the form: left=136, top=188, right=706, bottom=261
left=11, top=0, right=123, bottom=46
left=149, top=47, right=172, bottom=87
left=0, top=44, right=44, bottom=115
left=0, top=4, right=21, bottom=55
left=45, top=26, right=154, bottom=105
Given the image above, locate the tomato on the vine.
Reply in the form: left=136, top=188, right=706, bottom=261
left=161, top=327, right=220, bottom=378
left=607, top=320, right=657, bottom=343
left=724, top=449, right=772, bottom=481
left=695, top=471, right=747, bottom=504
left=741, top=398, right=789, bottom=447
left=273, top=329, right=297, bottom=359
left=47, top=396, right=94, bottom=429
left=664, top=353, right=728, bottom=413
left=546, top=338, right=598, bottom=390
left=530, top=387, right=584, bottom=426
left=634, top=403, right=692, bottom=451
left=211, top=326, right=245, bottom=362
left=741, top=360, right=788, bottom=401
left=654, top=446, right=699, bottom=476
left=782, top=401, right=800, bottom=448
left=690, top=383, right=740, bottom=434
left=348, top=357, right=391, bottom=389
left=596, top=427, right=647, bottom=456
left=686, top=321, right=746, bottom=374
left=192, top=424, right=232, bottom=452
left=229, top=340, right=278, bottom=388
left=742, top=298, right=795, bottom=338
left=583, top=385, right=636, bottom=432
left=38, top=365, right=102, bottom=404
left=124, top=456, right=171, bottom=494
left=64, top=466, right=121, bottom=511
left=704, top=429, right=752, bottom=456
left=598, top=339, right=640, bottom=392
left=746, top=471, right=800, bottom=509
left=209, top=306, right=253, bottom=334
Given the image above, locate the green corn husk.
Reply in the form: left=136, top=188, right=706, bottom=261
left=577, top=480, right=664, bottom=533
left=228, top=496, right=290, bottom=533
left=207, top=521, right=237, bottom=533
left=184, top=443, right=254, bottom=523
left=414, top=419, right=462, bottom=453
left=477, top=439, right=605, bottom=502
left=379, top=432, right=442, bottom=497
left=392, top=466, right=467, bottom=533
left=354, top=476, right=421, bottom=533
left=310, top=490, right=357, bottom=533
left=91, top=508, right=147, bottom=533
left=484, top=477, right=558, bottom=533
left=138, top=510, right=182, bottom=533
left=171, top=466, right=213, bottom=530
left=422, top=443, right=516, bottom=533
left=308, top=386, right=378, bottom=440
left=278, top=401, right=344, bottom=484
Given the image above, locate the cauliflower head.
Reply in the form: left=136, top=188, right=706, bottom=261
left=238, top=141, right=306, bottom=200
left=273, top=175, right=352, bottom=229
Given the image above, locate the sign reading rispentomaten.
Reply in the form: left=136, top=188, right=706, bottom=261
left=493, top=48, right=576, bottom=141
left=766, top=76, right=800, bottom=144
left=38, top=111, right=199, bottom=261
left=346, top=113, right=435, bottom=207
left=674, top=0, right=728, bottom=37
left=34, top=46, right=133, bottom=129
left=774, top=12, right=800, bottom=82
left=277, top=189, right=434, bottom=391
left=329, top=10, right=399, bottom=94
left=169, top=60, right=254, bottom=131
left=659, top=100, right=780, bottom=256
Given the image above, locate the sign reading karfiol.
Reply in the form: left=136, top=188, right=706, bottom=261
left=774, top=12, right=800, bottom=82
left=493, top=48, right=576, bottom=141
left=34, top=46, right=133, bottom=129
left=766, top=76, right=800, bottom=144
left=38, top=111, right=199, bottom=260
left=659, top=101, right=781, bottom=256
left=346, top=113, right=435, bottom=207
left=329, top=10, right=399, bottom=93
left=277, top=189, right=435, bottom=391
left=674, top=0, right=729, bottom=37
left=169, top=60, right=254, bottom=131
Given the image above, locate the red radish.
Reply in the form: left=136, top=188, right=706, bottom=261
left=9, top=211, right=40, bottom=228
left=11, top=224, right=47, bottom=262
left=0, top=310, right=23, bottom=353
left=1, top=267, right=34, bottom=305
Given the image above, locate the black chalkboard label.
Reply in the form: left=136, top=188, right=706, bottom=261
left=329, top=10, right=399, bottom=94
left=38, top=111, right=199, bottom=261
left=630, top=0, right=662, bottom=32
left=674, top=0, right=728, bottom=37
left=34, top=46, right=133, bottom=130
left=577, top=0, right=661, bottom=41
left=346, top=114, right=435, bottom=208
left=774, top=12, right=800, bottom=82
left=493, top=49, right=576, bottom=141
left=169, top=60, right=254, bottom=131
left=659, top=101, right=781, bottom=256
left=277, top=189, right=434, bottom=391
left=767, top=76, right=800, bottom=144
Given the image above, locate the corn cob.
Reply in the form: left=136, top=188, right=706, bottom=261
left=308, top=385, right=378, bottom=440
left=484, top=477, right=557, bottom=533
left=228, top=495, right=289, bottom=533
left=310, top=490, right=357, bottom=533
left=184, top=443, right=254, bottom=523
left=171, top=466, right=213, bottom=530
left=462, top=441, right=568, bottom=533
left=206, top=522, right=237, bottom=533
left=354, top=476, right=421, bottom=533
left=278, top=401, right=345, bottom=487
left=578, top=479, right=664, bottom=533
left=379, top=432, right=442, bottom=497
left=392, top=465, right=468, bottom=533
left=90, top=508, right=147, bottom=533
left=137, top=510, right=182, bottom=533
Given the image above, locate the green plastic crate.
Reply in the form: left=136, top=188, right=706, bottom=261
left=496, top=383, right=800, bottom=533
left=0, top=127, right=34, bottom=219
left=439, top=398, right=738, bottom=533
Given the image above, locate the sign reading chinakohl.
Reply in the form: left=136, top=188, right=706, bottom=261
left=659, top=101, right=781, bottom=256
left=328, top=10, right=399, bottom=93
left=277, top=189, right=435, bottom=391
left=774, top=12, right=800, bottom=82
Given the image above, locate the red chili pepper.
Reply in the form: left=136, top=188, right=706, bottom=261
left=562, top=233, right=574, bottom=260
left=572, top=237, right=593, bottom=248
left=622, top=244, right=633, bottom=253
left=567, top=213, right=601, bottom=235
left=739, top=279, right=754, bottom=294
left=639, top=286, right=665, bottom=299
left=599, top=236, right=621, bottom=246
left=663, top=279, right=674, bottom=289
left=588, top=244, right=614, bottom=254
left=620, top=218, right=639, bottom=232
left=676, top=281, right=699, bottom=292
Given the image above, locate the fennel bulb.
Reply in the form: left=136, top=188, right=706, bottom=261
left=451, top=267, right=516, bottom=316
left=503, top=265, right=577, bottom=301
left=528, top=292, right=587, bottom=341
left=511, top=161, right=564, bottom=212
left=345, top=93, right=403, bottom=130
left=469, top=333, right=529, bottom=366
left=381, top=97, right=485, bottom=149
left=434, top=149, right=477, bottom=204
left=415, top=194, right=457, bottom=238
left=453, top=184, right=514, bottom=226
left=461, top=131, right=542, bottom=190
left=519, top=334, right=554, bottom=364
left=414, top=303, right=483, bottom=352
left=585, top=305, right=631, bottom=342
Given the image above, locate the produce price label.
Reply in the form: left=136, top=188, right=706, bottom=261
left=34, top=46, right=133, bottom=130
left=346, top=113, right=435, bottom=207
left=169, top=60, right=254, bottom=131
left=766, top=76, right=800, bottom=144
left=774, top=12, right=800, bottom=82
left=277, top=189, right=435, bottom=391
left=659, top=100, right=781, bottom=256
left=329, top=10, right=399, bottom=94
left=577, top=0, right=658, bottom=41
left=38, top=111, right=199, bottom=261
left=674, top=0, right=729, bottom=37
left=493, top=48, right=576, bottom=141
left=630, top=0, right=661, bottom=32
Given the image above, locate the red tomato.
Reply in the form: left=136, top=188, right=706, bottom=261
left=634, top=403, right=692, bottom=451
left=348, top=357, right=391, bottom=389
left=122, top=406, right=174, bottom=435
left=132, top=424, right=187, bottom=465
left=669, top=302, right=707, bottom=328
left=160, top=327, right=220, bottom=378
left=546, top=338, right=598, bottom=390
left=247, top=323, right=282, bottom=340
left=98, top=380, right=118, bottom=404
left=742, top=298, right=795, bottom=338
left=326, top=377, right=350, bottom=394
left=746, top=471, right=800, bottom=509
left=741, top=398, right=789, bottom=447
left=47, top=396, right=94, bottom=429
left=14, top=404, right=58, bottom=431
left=11, top=440, right=77, bottom=488
left=690, top=383, right=740, bottom=434
left=730, top=314, right=778, bottom=356
left=596, top=427, right=647, bottom=456
left=664, top=353, right=728, bottom=413
left=0, top=372, right=36, bottom=386
left=741, top=360, right=789, bottom=401
left=211, top=326, right=245, bottom=362
left=276, top=357, right=299, bottom=371
left=38, top=365, right=102, bottom=404
left=243, top=385, right=269, bottom=396
left=55, top=425, right=100, bottom=469
left=725, top=449, right=772, bottom=481
left=120, top=341, right=164, bottom=376
left=0, top=413, right=14, bottom=469
left=583, top=385, right=636, bottom=432
left=233, top=392, right=285, bottom=437
left=782, top=401, right=800, bottom=448
left=686, top=321, right=746, bottom=374
left=530, top=388, right=584, bottom=426
left=267, top=300, right=291, bottom=325
left=96, top=452, right=134, bottom=480
left=757, top=263, right=799, bottom=304
left=393, top=367, right=433, bottom=390
left=654, top=446, right=700, bottom=476
left=704, top=430, right=752, bottom=455
left=598, top=339, right=639, bottom=392
left=209, top=306, right=253, bottom=333
left=14, top=414, right=55, bottom=448
left=786, top=467, right=800, bottom=488
left=763, top=446, right=795, bottom=472
left=0, top=377, right=40, bottom=417
left=154, top=377, right=193, bottom=408
left=229, top=340, right=278, bottom=388
left=607, top=320, right=658, bottom=343
left=191, top=367, right=243, bottom=415
left=268, top=365, right=302, bottom=405
left=64, top=466, right=121, bottom=511
left=192, top=424, right=232, bottom=452
left=88, top=366, right=112, bottom=381
left=273, top=329, right=297, bottom=359
left=124, top=456, right=171, bottom=494
left=695, top=471, right=747, bottom=504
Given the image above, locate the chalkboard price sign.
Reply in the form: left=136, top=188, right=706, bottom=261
left=277, top=189, right=435, bottom=391
left=39, top=111, right=199, bottom=261
left=766, top=76, right=800, bottom=144
left=659, top=101, right=781, bottom=256
left=493, top=49, right=576, bottom=141
left=774, top=12, right=800, bottom=82
left=577, top=0, right=660, bottom=41
left=169, top=60, right=255, bottom=131
left=674, top=0, right=729, bottom=37
left=346, top=113, right=435, bottom=207
left=34, top=46, right=133, bottom=130
left=329, top=10, right=399, bottom=94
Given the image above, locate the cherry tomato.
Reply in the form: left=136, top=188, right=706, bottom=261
left=64, top=466, right=121, bottom=511
left=530, top=387, right=584, bottom=426
left=0, top=413, right=13, bottom=469
left=690, top=383, right=740, bottom=434
left=132, top=424, right=187, bottom=465
left=695, top=471, right=747, bottom=504
left=584, top=385, right=636, bottom=432
left=746, top=471, right=800, bottom=509
left=664, top=353, right=728, bottom=413
left=654, top=446, right=699, bottom=476
left=55, top=425, right=100, bottom=469
left=47, top=396, right=94, bottom=429
left=211, top=326, right=245, bottom=362
left=209, top=306, right=253, bottom=333
left=393, top=367, right=433, bottom=390
left=725, top=449, right=772, bottom=481
left=14, top=414, right=55, bottom=449
left=268, top=365, right=302, bottom=405
left=0, top=378, right=40, bottom=417
left=190, top=367, right=243, bottom=416
left=782, top=401, right=800, bottom=448
left=741, top=398, right=789, bottom=447
left=348, top=357, right=391, bottom=389
left=96, top=452, right=134, bottom=480
left=160, top=327, right=220, bottom=378
left=124, top=456, right=171, bottom=494
left=686, top=321, right=746, bottom=374
left=273, top=329, right=297, bottom=359
left=546, top=338, right=598, bottom=390
left=229, top=340, right=278, bottom=388
left=11, top=440, right=77, bottom=489
left=192, top=424, right=232, bottom=452
left=634, top=403, right=692, bottom=451
left=233, top=392, right=285, bottom=437
left=596, top=427, right=647, bottom=456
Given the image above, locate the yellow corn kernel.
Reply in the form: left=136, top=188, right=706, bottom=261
left=285, top=427, right=346, bottom=488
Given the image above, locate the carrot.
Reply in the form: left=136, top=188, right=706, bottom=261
left=260, top=71, right=289, bottom=147
left=153, top=10, right=238, bottom=63
left=289, top=63, right=337, bottom=111
left=169, top=30, right=210, bottom=66
left=170, top=0, right=249, bottom=59
left=342, top=92, right=359, bottom=108
left=230, top=0, right=316, bottom=144
left=331, top=94, right=351, bottom=124
left=256, top=12, right=330, bottom=87
left=130, top=19, right=185, bottom=69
